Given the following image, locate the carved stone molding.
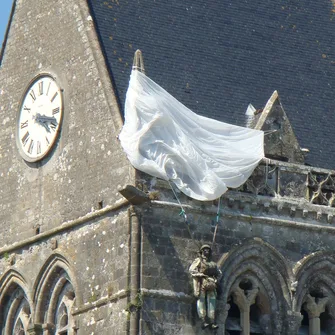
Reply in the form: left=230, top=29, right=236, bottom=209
left=303, top=294, right=329, bottom=319
left=231, top=285, right=259, bottom=312
left=308, top=173, right=335, bottom=207
left=293, top=252, right=335, bottom=312
left=27, top=324, right=43, bottom=335
left=42, top=323, right=55, bottom=332
left=237, top=164, right=278, bottom=197
left=230, top=280, right=260, bottom=335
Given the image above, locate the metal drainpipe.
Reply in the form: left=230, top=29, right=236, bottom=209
left=128, top=206, right=141, bottom=335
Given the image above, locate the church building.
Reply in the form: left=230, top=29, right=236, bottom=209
left=0, top=0, right=335, bottom=334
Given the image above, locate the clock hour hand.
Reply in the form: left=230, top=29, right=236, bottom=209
left=39, top=121, right=51, bottom=132
left=34, top=113, right=58, bottom=132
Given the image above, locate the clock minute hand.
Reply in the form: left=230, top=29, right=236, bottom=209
left=35, top=113, right=57, bottom=124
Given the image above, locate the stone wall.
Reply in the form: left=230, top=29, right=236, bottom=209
left=0, top=207, right=131, bottom=334
left=135, top=160, right=335, bottom=334
left=0, top=0, right=135, bottom=333
left=1, top=0, right=335, bottom=334
left=0, top=0, right=133, bottom=245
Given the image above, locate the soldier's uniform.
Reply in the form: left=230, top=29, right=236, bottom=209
left=189, top=245, right=222, bottom=329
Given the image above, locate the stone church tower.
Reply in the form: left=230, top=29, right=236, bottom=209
left=1, top=0, right=335, bottom=335
left=0, top=0, right=133, bottom=333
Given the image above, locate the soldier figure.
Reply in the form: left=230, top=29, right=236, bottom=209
left=189, top=244, right=222, bottom=330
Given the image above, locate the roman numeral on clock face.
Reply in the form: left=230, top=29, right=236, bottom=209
left=21, top=131, right=30, bottom=146
left=46, top=82, right=51, bottom=96
left=20, top=120, right=28, bottom=129
left=36, top=141, right=41, bottom=155
left=50, top=122, right=57, bottom=131
left=38, top=81, right=43, bottom=95
left=28, top=139, right=34, bottom=154
left=52, top=107, right=60, bottom=115
left=30, top=90, right=36, bottom=102
left=51, top=91, right=58, bottom=103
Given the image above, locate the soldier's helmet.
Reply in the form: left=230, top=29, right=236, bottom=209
left=200, top=244, right=211, bottom=251
left=199, top=244, right=212, bottom=255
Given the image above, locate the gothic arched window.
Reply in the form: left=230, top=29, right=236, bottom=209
left=299, top=288, right=335, bottom=335
left=14, top=319, right=25, bottom=335
left=53, top=281, right=75, bottom=334
left=34, top=258, right=76, bottom=335
left=227, top=277, right=269, bottom=335
left=0, top=285, right=31, bottom=335
left=218, top=239, right=292, bottom=334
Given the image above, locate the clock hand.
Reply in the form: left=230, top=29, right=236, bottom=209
left=34, top=113, right=59, bottom=132
left=39, top=121, right=51, bottom=133
left=35, top=113, right=57, bottom=124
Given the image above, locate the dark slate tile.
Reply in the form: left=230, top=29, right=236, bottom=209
left=87, top=0, right=335, bottom=170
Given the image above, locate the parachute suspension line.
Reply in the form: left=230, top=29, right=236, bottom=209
left=264, top=129, right=278, bottom=136
left=168, top=180, right=187, bottom=222
left=168, top=180, right=201, bottom=249
left=212, top=196, right=222, bottom=247
left=264, top=158, right=276, bottom=184
left=265, top=158, right=269, bottom=185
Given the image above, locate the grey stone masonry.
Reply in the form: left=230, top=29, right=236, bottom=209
left=1, top=0, right=335, bottom=334
left=0, top=0, right=135, bottom=334
left=132, top=154, right=335, bottom=334
left=0, top=0, right=134, bottom=246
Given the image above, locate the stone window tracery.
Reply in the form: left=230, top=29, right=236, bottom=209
left=308, top=172, right=335, bottom=207
left=0, top=285, right=31, bottom=335
left=224, top=277, right=272, bottom=335
left=294, top=252, right=335, bottom=335
left=54, top=282, right=75, bottom=335
left=35, top=265, right=76, bottom=335
left=58, top=303, right=69, bottom=329
left=299, top=289, right=335, bottom=335
left=237, top=164, right=278, bottom=197
left=218, top=239, right=292, bottom=334
left=14, top=319, right=25, bottom=335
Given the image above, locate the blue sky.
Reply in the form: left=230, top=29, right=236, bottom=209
left=0, top=0, right=13, bottom=46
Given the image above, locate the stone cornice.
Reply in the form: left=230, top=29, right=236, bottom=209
left=151, top=200, right=335, bottom=232
left=144, top=158, right=335, bottom=225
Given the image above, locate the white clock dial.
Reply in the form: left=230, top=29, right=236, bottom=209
left=17, top=75, right=63, bottom=162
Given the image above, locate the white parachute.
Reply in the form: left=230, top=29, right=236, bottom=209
left=119, top=70, right=264, bottom=201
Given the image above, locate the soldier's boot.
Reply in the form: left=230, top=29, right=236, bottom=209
left=201, top=318, right=210, bottom=329
left=209, top=319, right=218, bottom=329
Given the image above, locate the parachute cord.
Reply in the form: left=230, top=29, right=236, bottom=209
left=168, top=180, right=201, bottom=249
left=168, top=180, right=187, bottom=222
left=212, top=196, right=221, bottom=247
left=265, top=157, right=269, bottom=185
left=264, top=129, right=278, bottom=136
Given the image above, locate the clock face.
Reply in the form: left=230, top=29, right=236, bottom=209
left=17, top=75, right=63, bottom=162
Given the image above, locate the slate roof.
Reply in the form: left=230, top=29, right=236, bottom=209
left=87, top=0, right=335, bottom=170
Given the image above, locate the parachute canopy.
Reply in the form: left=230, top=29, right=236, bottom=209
left=119, top=70, right=264, bottom=201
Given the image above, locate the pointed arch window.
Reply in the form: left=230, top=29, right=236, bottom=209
left=225, top=277, right=273, bottom=335
left=0, top=285, right=31, bottom=335
left=299, top=289, right=334, bottom=335
left=35, top=262, right=76, bottom=335
left=54, top=281, right=75, bottom=335
left=14, top=319, right=25, bottom=335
